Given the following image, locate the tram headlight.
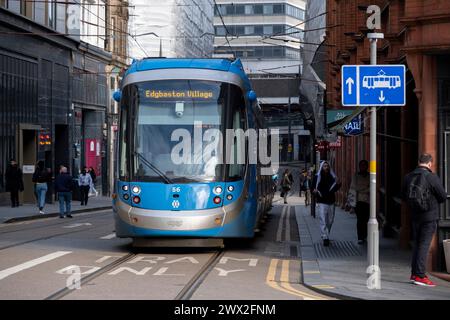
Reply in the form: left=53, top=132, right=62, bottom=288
left=227, top=185, right=234, bottom=192
left=123, top=194, right=129, bottom=200
left=226, top=194, right=233, bottom=201
left=133, top=196, right=141, bottom=204
left=122, top=185, right=129, bottom=191
left=132, top=186, right=141, bottom=194
left=213, top=186, right=223, bottom=195
left=213, top=196, right=222, bottom=204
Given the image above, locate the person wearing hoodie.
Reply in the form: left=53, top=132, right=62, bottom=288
left=311, top=161, right=341, bottom=246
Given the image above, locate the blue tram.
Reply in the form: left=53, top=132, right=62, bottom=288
left=112, top=58, right=275, bottom=245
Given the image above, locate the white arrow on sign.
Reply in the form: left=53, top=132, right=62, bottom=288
left=379, top=90, right=385, bottom=102
left=346, top=77, right=355, bottom=95
left=63, top=223, right=92, bottom=229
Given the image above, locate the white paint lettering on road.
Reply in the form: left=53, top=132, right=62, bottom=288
left=165, top=257, right=199, bottom=264
left=153, top=267, right=184, bottom=276
left=219, top=257, right=258, bottom=267
left=0, top=251, right=72, bottom=281
left=95, top=256, right=122, bottom=264
left=66, top=266, right=81, bottom=290
left=56, top=265, right=101, bottom=275
left=63, top=223, right=92, bottom=229
left=108, top=267, right=153, bottom=275
left=128, top=256, right=166, bottom=264
left=100, top=233, right=116, bottom=240
left=214, top=268, right=246, bottom=277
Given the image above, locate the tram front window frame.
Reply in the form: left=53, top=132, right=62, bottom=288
left=119, top=79, right=247, bottom=184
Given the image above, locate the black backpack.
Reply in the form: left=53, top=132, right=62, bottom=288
left=407, top=172, right=431, bottom=212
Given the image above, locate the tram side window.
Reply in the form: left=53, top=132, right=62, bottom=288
left=119, top=106, right=128, bottom=179
left=227, top=90, right=247, bottom=181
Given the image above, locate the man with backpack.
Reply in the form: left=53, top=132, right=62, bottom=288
left=402, top=153, right=447, bottom=287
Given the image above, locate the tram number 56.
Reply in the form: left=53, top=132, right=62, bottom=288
left=172, top=187, right=181, bottom=193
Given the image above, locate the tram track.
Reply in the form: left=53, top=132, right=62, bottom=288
left=0, top=210, right=112, bottom=235
left=44, top=252, right=137, bottom=300
left=0, top=211, right=113, bottom=251
left=175, top=249, right=225, bottom=300
left=43, top=247, right=226, bottom=300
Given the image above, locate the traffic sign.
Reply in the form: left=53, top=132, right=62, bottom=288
left=341, top=65, right=406, bottom=107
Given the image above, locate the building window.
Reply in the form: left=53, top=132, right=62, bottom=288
left=111, top=17, right=116, bottom=53
left=263, top=5, right=273, bottom=15
left=244, top=5, right=253, bottom=15
left=235, top=5, right=244, bottom=15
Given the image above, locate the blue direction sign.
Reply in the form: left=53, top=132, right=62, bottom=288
left=341, top=65, right=406, bottom=107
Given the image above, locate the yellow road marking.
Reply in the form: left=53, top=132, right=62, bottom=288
left=280, top=260, right=326, bottom=300
left=266, top=259, right=327, bottom=300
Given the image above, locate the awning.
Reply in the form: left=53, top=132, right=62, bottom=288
left=327, top=107, right=367, bottom=134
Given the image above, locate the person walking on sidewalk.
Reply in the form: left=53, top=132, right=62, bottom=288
left=402, top=153, right=447, bottom=287
left=54, top=166, right=73, bottom=218
left=5, top=159, right=24, bottom=208
left=280, top=169, right=293, bottom=204
left=88, top=166, right=98, bottom=196
left=32, top=160, right=51, bottom=214
left=299, top=169, right=307, bottom=197
left=312, top=161, right=341, bottom=247
left=348, top=160, right=370, bottom=245
left=78, top=167, right=93, bottom=206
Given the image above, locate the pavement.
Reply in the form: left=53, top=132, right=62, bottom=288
left=285, top=194, right=450, bottom=300
left=0, top=196, right=112, bottom=223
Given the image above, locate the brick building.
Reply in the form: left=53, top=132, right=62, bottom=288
left=324, top=0, right=450, bottom=272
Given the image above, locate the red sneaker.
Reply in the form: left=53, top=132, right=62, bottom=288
left=410, top=275, right=417, bottom=283
left=413, top=276, right=436, bottom=287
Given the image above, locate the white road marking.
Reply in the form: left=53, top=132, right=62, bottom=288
left=99, top=233, right=116, bottom=240
left=276, top=206, right=287, bottom=242
left=0, top=251, right=72, bottom=281
left=285, top=206, right=291, bottom=242
left=63, top=223, right=92, bottom=229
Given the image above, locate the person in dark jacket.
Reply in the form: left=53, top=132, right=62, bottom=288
left=311, top=161, right=341, bottom=246
left=280, top=169, right=293, bottom=204
left=5, top=159, right=24, bottom=207
left=54, top=166, right=73, bottom=218
left=32, top=160, right=51, bottom=214
left=402, top=153, right=447, bottom=287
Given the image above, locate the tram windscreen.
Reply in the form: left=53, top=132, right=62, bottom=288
left=128, top=80, right=234, bottom=183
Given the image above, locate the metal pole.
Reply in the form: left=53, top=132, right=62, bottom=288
left=288, top=96, right=292, bottom=162
left=367, top=32, right=383, bottom=289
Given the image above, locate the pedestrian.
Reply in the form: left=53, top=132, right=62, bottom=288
left=32, top=160, right=51, bottom=214
left=312, top=161, right=341, bottom=246
left=402, top=153, right=447, bottom=287
left=348, top=160, right=370, bottom=244
left=54, top=166, right=73, bottom=218
left=78, top=167, right=93, bottom=206
left=299, top=169, right=307, bottom=197
left=304, top=170, right=312, bottom=206
left=280, top=169, right=293, bottom=204
left=5, top=159, right=24, bottom=207
left=88, top=166, right=98, bottom=196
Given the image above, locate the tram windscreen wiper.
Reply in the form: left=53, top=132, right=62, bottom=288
left=133, top=152, right=173, bottom=184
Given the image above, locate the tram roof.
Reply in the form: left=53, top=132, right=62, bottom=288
left=124, top=58, right=250, bottom=87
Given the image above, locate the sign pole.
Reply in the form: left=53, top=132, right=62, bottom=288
left=367, top=32, right=383, bottom=289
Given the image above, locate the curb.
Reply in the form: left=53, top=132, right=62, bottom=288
left=3, top=206, right=112, bottom=224
left=301, top=272, right=364, bottom=301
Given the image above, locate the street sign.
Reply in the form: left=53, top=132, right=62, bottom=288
left=344, top=113, right=364, bottom=135
left=341, top=65, right=406, bottom=107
